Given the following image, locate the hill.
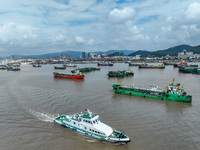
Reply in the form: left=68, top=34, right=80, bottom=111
left=107, top=52, right=125, bottom=57
left=7, top=50, right=135, bottom=59
left=105, top=50, right=135, bottom=55
left=1, top=44, right=200, bottom=59
left=13, top=51, right=83, bottom=59
left=151, top=45, right=193, bottom=57
left=128, top=50, right=151, bottom=57
left=128, top=44, right=200, bottom=57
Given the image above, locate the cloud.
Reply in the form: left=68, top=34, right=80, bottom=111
left=55, top=34, right=66, bottom=41
left=0, top=23, right=37, bottom=43
left=108, top=7, right=136, bottom=24
left=68, top=0, right=96, bottom=11
left=186, top=2, right=200, bottom=20
left=0, top=0, right=200, bottom=56
left=88, top=39, right=94, bottom=45
left=75, top=36, right=85, bottom=44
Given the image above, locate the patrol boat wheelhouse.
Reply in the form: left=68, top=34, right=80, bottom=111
left=54, top=109, right=131, bottom=144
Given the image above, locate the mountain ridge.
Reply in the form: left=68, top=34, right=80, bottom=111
left=2, top=44, right=200, bottom=59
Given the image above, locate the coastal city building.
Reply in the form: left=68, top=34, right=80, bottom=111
left=178, top=50, right=193, bottom=58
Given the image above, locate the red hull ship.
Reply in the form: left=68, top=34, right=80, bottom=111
left=174, top=62, right=187, bottom=68
left=163, top=62, right=177, bottom=65
left=53, top=72, right=85, bottom=79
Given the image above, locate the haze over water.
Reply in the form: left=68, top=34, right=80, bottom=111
left=0, top=63, right=200, bottom=150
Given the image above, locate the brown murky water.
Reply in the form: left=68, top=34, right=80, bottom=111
left=0, top=63, right=199, bottom=150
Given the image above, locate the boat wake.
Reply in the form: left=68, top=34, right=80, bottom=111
left=28, top=108, right=59, bottom=123
left=5, top=80, right=60, bottom=123
left=86, top=139, right=98, bottom=143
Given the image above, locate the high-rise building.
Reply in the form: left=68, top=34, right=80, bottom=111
left=88, top=53, right=90, bottom=58
left=82, top=52, right=86, bottom=59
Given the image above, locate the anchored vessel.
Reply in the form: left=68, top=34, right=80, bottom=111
left=53, top=72, right=85, bottom=79
left=71, top=67, right=100, bottom=73
left=174, top=62, right=187, bottom=68
left=97, top=62, right=113, bottom=66
left=129, top=63, right=147, bottom=66
left=54, top=109, right=131, bottom=144
left=0, top=65, right=7, bottom=70
left=63, top=63, right=77, bottom=67
left=107, top=69, right=134, bottom=77
left=54, top=66, right=66, bottom=70
left=163, top=62, right=178, bottom=65
left=138, top=64, right=165, bottom=69
left=6, top=65, right=21, bottom=71
left=112, top=79, right=192, bottom=102
left=178, top=64, right=199, bottom=74
left=32, top=64, right=41, bottom=67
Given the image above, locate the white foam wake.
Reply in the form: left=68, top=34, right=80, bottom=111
left=28, top=109, right=59, bottom=122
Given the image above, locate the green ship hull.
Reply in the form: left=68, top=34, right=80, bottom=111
left=179, top=66, right=197, bottom=73
left=112, top=84, right=192, bottom=103
left=107, top=70, right=134, bottom=78
left=54, top=66, right=66, bottom=69
left=71, top=67, right=100, bottom=73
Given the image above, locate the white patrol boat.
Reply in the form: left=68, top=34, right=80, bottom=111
left=54, top=109, right=131, bottom=144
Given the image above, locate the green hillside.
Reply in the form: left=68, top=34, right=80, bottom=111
left=128, top=44, right=200, bottom=57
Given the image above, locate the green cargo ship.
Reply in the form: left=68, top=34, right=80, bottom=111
left=71, top=67, right=100, bottom=73
left=112, top=79, right=192, bottom=102
left=179, top=65, right=199, bottom=74
left=107, top=69, right=134, bottom=77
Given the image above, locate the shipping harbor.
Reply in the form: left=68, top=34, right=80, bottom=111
left=0, top=61, right=200, bottom=150
left=1, top=0, right=200, bottom=149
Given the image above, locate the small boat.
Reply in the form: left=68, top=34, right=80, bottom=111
left=53, top=72, right=85, bottom=79
left=138, top=64, right=165, bottom=69
left=63, top=63, right=77, bottom=67
left=6, top=66, right=13, bottom=71
left=112, top=78, right=192, bottom=102
left=6, top=65, right=21, bottom=71
left=11, top=66, right=21, bottom=71
left=0, top=65, right=7, bottom=70
left=54, top=66, right=66, bottom=70
left=97, top=62, right=113, bottom=66
left=54, top=109, right=131, bottom=144
left=125, top=69, right=134, bottom=76
left=32, top=64, right=41, bottom=67
left=129, top=63, right=140, bottom=66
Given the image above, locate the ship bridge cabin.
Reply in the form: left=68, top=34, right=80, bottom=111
left=81, top=114, right=100, bottom=125
left=81, top=109, right=113, bottom=136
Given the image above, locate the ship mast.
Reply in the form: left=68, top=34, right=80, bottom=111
left=85, top=109, right=92, bottom=117
left=172, top=78, right=175, bottom=86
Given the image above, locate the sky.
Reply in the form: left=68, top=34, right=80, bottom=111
left=0, top=0, right=200, bottom=56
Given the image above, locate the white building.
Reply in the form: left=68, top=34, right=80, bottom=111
left=178, top=50, right=193, bottom=57
left=131, top=55, right=141, bottom=60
